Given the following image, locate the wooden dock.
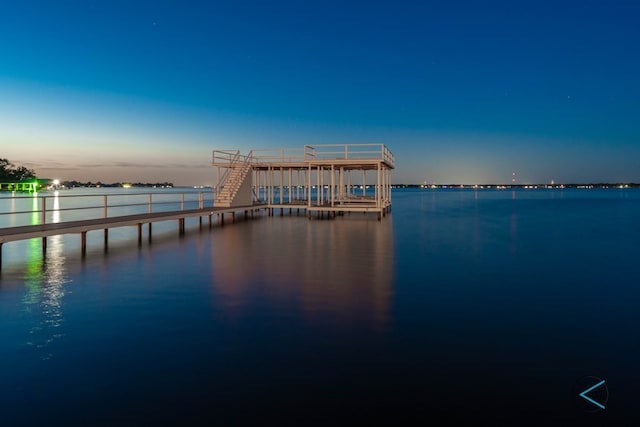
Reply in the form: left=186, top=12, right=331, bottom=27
left=0, top=198, right=263, bottom=270
left=0, top=144, right=395, bottom=270
left=213, top=143, right=394, bottom=218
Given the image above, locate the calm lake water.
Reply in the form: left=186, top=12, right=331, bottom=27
left=1, top=188, right=639, bottom=425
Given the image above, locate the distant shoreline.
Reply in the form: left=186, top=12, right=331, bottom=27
left=392, top=183, right=639, bottom=189
left=62, top=182, right=640, bottom=190
left=61, top=180, right=175, bottom=189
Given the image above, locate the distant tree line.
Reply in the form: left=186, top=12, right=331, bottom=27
left=0, top=158, right=37, bottom=181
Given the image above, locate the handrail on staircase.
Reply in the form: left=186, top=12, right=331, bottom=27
left=213, top=150, right=240, bottom=195
left=212, top=150, right=254, bottom=202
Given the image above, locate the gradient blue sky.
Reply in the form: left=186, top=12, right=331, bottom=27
left=1, top=0, right=638, bottom=185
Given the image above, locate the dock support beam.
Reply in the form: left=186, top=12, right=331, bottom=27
left=104, top=229, right=109, bottom=252
left=81, top=232, right=87, bottom=257
left=179, top=218, right=185, bottom=236
left=138, top=223, right=142, bottom=246
left=148, top=223, right=152, bottom=243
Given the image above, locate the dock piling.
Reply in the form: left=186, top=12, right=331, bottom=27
left=81, top=232, right=87, bottom=257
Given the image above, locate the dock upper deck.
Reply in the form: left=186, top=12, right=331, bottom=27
left=212, top=144, right=395, bottom=170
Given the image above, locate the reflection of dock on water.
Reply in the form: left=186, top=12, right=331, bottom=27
left=0, top=144, right=394, bottom=270
left=212, top=215, right=394, bottom=331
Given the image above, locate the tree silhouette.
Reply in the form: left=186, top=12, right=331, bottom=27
left=0, top=158, right=37, bottom=181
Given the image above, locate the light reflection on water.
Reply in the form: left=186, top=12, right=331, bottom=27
left=21, top=192, right=68, bottom=360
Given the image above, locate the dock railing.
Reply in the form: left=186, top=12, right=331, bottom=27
left=212, top=150, right=254, bottom=165
left=213, top=144, right=394, bottom=168
left=0, top=191, right=215, bottom=228
left=303, top=144, right=395, bottom=167
left=251, top=147, right=306, bottom=164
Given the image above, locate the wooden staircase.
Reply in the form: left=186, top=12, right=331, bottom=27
left=214, top=162, right=252, bottom=207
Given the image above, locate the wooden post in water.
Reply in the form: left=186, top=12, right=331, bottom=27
left=288, top=169, right=292, bottom=204
left=137, top=223, right=142, bottom=246
left=81, top=231, right=87, bottom=257
left=104, top=229, right=108, bottom=251
left=148, top=223, right=152, bottom=243
left=280, top=166, right=283, bottom=206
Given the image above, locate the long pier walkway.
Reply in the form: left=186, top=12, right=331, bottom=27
left=0, top=191, right=262, bottom=271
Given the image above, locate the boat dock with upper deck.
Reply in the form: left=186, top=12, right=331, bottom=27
left=213, top=143, right=394, bottom=219
left=0, top=144, right=394, bottom=270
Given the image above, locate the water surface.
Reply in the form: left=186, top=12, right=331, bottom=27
left=1, top=188, right=639, bottom=425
